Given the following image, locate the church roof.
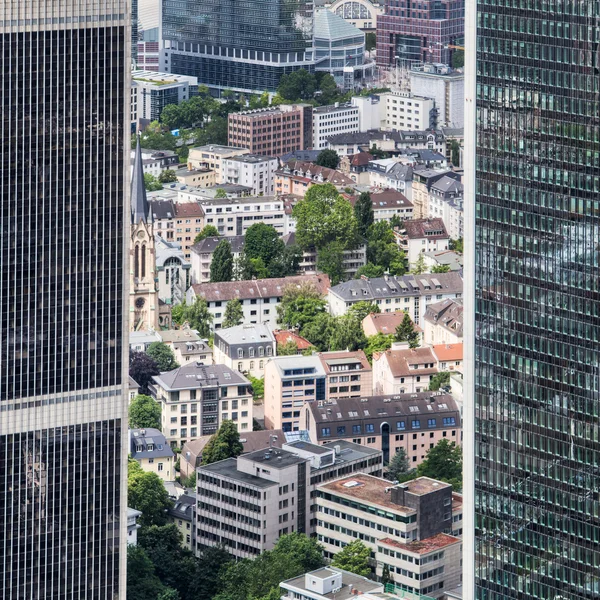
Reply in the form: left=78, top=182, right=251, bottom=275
left=131, top=136, right=152, bottom=225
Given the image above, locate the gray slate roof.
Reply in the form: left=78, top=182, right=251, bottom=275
left=153, top=362, right=250, bottom=391
left=190, top=235, right=245, bottom=256
left=131, top=137, right=152, bottom=225
left=130, top=428, right=174, bottom=459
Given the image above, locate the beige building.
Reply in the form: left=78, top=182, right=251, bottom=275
left=316, top=475, right=462, bottom=598
left=168, top=493, right=196, bottom=551
left=423, top=298, right=463, bottom=346
left=432, top=343, right=463, bottom=375
left=381, top=91, right=435, bottom=132
left=275, top=161, right=355, bottom=198
left=395, top=218, right=450, bottom=268
left=176, top=168, right=216, bottom=188
left=129, top=428, right=176, bottom=482
left=151, top=363, right=253, bottom=448
left=174, top=202, right=205, bottom=260
left=319, top=350, right=373, bottom=401
left=187, top=145, right=250, bottom=183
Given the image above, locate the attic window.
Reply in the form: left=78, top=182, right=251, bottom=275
left=409, top=406, right=419, bottom=412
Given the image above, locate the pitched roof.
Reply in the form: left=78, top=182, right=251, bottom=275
left=130, top=428, right=174, bottom=459
left=432, top=343, right=463, bottom=362
left=214, top=323, right=275, bottom=346
left=403, top=218, right=449, bottom=240
left=131, top=137, right=152, bottom=224
left=375, top=347, right=438, bottom=378
left=153, top=362, right=250, bottom=391
left=149, top=199, right=176, bottom=220
left=318, top=350, right=371, bottom=373
left=190, top=235, right=245, bottom=256
left=174, top=202, right=205, bottom=218
left=314, top=9, right=365, bottom=41
left=279, top=160, right=355, bottom=186
left=430, top=175, right=464, bottom=195
left=273, top=329, right=314, bottom=350
left=423, top=298, right=464, bottom=336
left=362, top=311, right=406, bottom=335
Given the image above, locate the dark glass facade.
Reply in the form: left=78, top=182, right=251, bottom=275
left=474, top=1, right=600, bottom=598
left=162, top=0, right=315, bottom=92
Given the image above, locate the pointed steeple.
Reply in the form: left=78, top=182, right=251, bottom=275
left=131, top=134, right=152, bottom=224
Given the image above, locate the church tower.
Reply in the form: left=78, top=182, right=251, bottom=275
left=130, top=138, right=159, bottom=331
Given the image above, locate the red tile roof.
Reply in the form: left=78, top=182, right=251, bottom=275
left=432, top=343, right=463, bottom=362
left=273, top=330, right=314, bottom=350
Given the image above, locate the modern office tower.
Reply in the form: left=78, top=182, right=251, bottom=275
left=161, top=0, right=315, bottom=94
left=0, top=3, right=129, bottom=599
left=464, top=2, right=600, bottom=599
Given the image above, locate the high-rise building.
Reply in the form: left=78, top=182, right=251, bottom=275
left=161, top=0, right=315, bottom=94
left=0, top=3, right=129, bottom=598
left=464, top=2, right=600, bottom=599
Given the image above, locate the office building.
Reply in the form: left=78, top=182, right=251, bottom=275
left=162, top=0, right=315, bottom=94
left=0, top=4, right=128, bottom=598
left=325, top=0, right=384, bottom=31
left=136, top=0, right=162, bottom=70
left=221, top=154, right=278, bottom=196
left=381, top=91, right=436, bottom=132
left=319, top=350, right=373, bottom=401
left=464, top=2, right=600, bottom=598
left=312, top=104, right=361, bottom=150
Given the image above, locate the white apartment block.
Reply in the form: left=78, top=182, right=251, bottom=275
left=188, top=145, right=251, bottom=183
left=221, top=154, right=278, bottom=196
left=351, top=95, right=384, bottom=131
left=381, top=91, right=435, bottom=131
left=312, top=103, right=360, bottom=150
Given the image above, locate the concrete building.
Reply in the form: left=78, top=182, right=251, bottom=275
left=275, top=161, right=356, bottom=197
left=151, top=363, right=254, bottom=448
left=228, top=105, right=313, bottom=156
left=132, top=70, right=198, bottom=124
left=326, top=0, right=385, bottom=31
left=173, top=202, right=206, bottom=260
left=423, top=298, right=463, bottom=346
left=312, top=103, right=360, bottom=150
left=327, top=272, right=463, bottom=324
left=190, top=235, right=245, bottom=284
left=427, top=176, right=464, bottom=240
left=396, top=218, right=450, bottom=268
left=213, top=324, right=276, bottom=378
left=136, top=0, right=162, bottom=71
left=168, top=492, right=196, bottom=551
left=149, top=199, right=176, bottom=243
left=186, top=274, right=331, bottom=330
left=264, top=356, right=327, bottom=431
left=410, top=168, right=459, bottom=219
left=381, top=91, right=436, bottom=131
left=130, top=428, right=176, bottom=481
left=351, top=95, right=384, bottom=131
left=291, top=237, right=368, bottom=280
left=155, top=236, right=191, bottom=307
left=127, top=508, right=143, bottom=546
left=305, top=392, right=460, bottom=464
left=221, top=154, right=278, bottom=196
left=368, top=160, right=414, bottom=199
left=410, top=64, right=464, bottom=128
left=319, top=350, right=373, bottom=401
left=175, top=167, right=216, bottom=188
left=187, top=145, right=251, bottom=183
left=317, top=475, right=462, bottom=597
left=131, top=148, right=179, bottom=178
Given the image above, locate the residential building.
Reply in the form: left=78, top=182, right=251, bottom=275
left=132, top=148, right=179, bottom=178
left=327, top=272, right=463, bottom=324
left=372, top=344, right=438, bottom=395
left=155, top=236, right=191, bottom=307
left=349, top=189, right=414, bottom=222
left=172, top=339, right=213, bottom=365
left=368, top=160, right=414, bottom=199
left=317, top=475, right=462, bottom=598
left=313, top=10, right=374, bottom=89
left=130, top=428, right=176, bottom=481
left=149, top=199, right=176, bottom=242
left=312, top=103, right=360, bottom=150
left=410, top=169, right=459, bottom=219
left=161, top=0, right=315, bottom=94
left=187, top=145, right=251, bottom=183
left=228, top=105, right=313, bottom=156
left=328, top=129, right=446, bottom=156
left=381, top=91, right=436, bottom=131
left=0, top=10, right=129, bottom=594
left=410, top=64, right=464, bottom=128
left=276, top=161, right=356, bottom=197
left=305, top=392, right=460, bottom=464
left=168, top=492, right=197, bottom=551
left=132, top=328, right=213, bottom=365
left=132, top=70, right=197, bottom=124
left=130, top=330, right=163, bottom=353
left=376, top=0, right=464, bottom=67
left=423, top=299, right=463, bottom=346
left=326, top=0, right=385, bottom=31
left=213, top=324, right=276, bottom=378
left=221, top=155, right=278, bottom=196
left=427, top=176, right=464, bottom=240
left=319, top=350, right=373, bottom=401
left=351, top=95, right=384, bottom=131
left=127, top=509, right=143, bottom=546
left=338, top=151, right=375, bottom=184
left=190, top=235, right=245, bottom=284
left=151, top=363, right=254, bottom=448
left=173, top=202, right=206, bottom=260
left=186, top=274, right=331, bottom=330
left=280, top=568, right=384, bottom=600
left=274, top=329, right=315, bottom=354
left=396, top=218, right=450, bottom=267
left=264, top=356, right=327, bottom=431
left=362, top=310, right=408, bottom=337
left=431, top=343, right=463, bottom=375
left=422, top=250, right=463, bottom=272
left=176, top=168, right=216, bottom=188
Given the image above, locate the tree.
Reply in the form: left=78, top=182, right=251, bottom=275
left=194, top=225, right=220, bottom=244
left=369, top=144, right=388, bottom=159
left=157, top=589, right=181, bottom=600
left=432, top=263, right=451, bottom=273
left=429, top=371, right=451, bottom=391
left=331, top=540, right=371, bottom=577
left=277, top=69, right=317, bottom=101
left=160, top=104, right=183, bottom=129
left=136, top=121, right=178, bottom=152
left=388, top=448, right=411, bottom=481
left=248, top=375, right=264, bottom=400
left=127, top=545, right=166, bottom=600
left=128, top=470, right=172, bottom=527
left=222, top=297, right=244, bottom=328
left=318, top=73, right=339, bottom=104
left=315, top=149, right=340, bottom=170
left=293, top=183, right=358, bottom=251
left=366, top=220, right=403, bottom=272
left=129, top=394, right=162, bottom=430
left=317, top=241, right=346, bottom=285
left=394, top=312, right=420, bottom=348
left=449, top=237, right=464, bottom=253
left=410, top=253, right=427, bottom=275
left=355, top=263, right=385, bottom=279
left=417, top=439, right=462, bottom=490
left=365, top=32, right=377, bottom=53
left=179, top=296, right=213, bottom=338
left=452, top=49, right=464, bottom=69
left=146, top=342, right=180, bottom=371
left=300, top=312, right=334, bottom=352
left=276, top=282, right=327, bottom=330
left=202, top=420, right=244, bottom=465
left=267, top=245, right=302, bottom=278
left=277, top=340, right=299, bottom=355
left=328, top=315, right=367, bottom=352
left=388, top=251, right=407, bottom=276
left=354, top=192, right=374, bottom=238
left=347, top=301, right=380, bottom=323
left=381, top=563, right=393, bottom=587
left=159, top=169, right=178, bottom=183
left=130, top=351, right=160, bottom=395
left=144, top=172, right=163, bottom=191
left=215, top=188, right=228, bottom=198
left=244, top=223, right=285, bottom=268
left=449, top=138, right=461, bottom=167
left=211, top=239, right=234, bottom=282
left=364, top=332, right=393, bottom=363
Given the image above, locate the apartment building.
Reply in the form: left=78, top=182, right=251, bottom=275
left=190, top=235, right=245, bottom=284
left=305, top=392, right=460, bottom=465
left=327, top=272, right=463, bottom=324
left=423, top=298, right=463, bottom=346
left=427, top=176, right=464, bottom=240
left=187, top=145, right=250, bottom=183
left=368, top=160, right=414, bottom=199
left=319, top=350, right=373, bottom=402
left=221, top=154, right=278, bottom=196
left=281, top=568, right=383, bottom=600
left=131, top=148, right=179, bottom=178
left=275, top=161, right=355, bottom=198
left=350, top=189, right=414, bottom=223
left=396, top=218, right=450, bottom=267
left=174, top=202, right=205, bottom=260
left=149, top=199, right=176, bottom=242
left=151, top=362, right=253, bottom=448
left=129, top=428, right=176, bottom=482
left=381, top=91, right=435, bottom=132
left=411, top=168, right=460, bottom=219
left=317, top=475, right=462, bottom=598
left=312, top=103, right=360, bottom=150
left=168, top=492, right=196, bottom=551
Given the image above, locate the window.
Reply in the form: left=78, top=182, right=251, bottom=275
left=427, top=419, right=436, bottom=428
left=396, top=421, right=406, bottom=430
left=412, top=420, right=421, bottom=429
left=238, top=348, right=244, bottom=358
left=321, top=427, right=331, bottom=437
left=352, top=425, right=361, bottom=434
left=365, top=424, right=374, bottom=433
left=443, top=417, right=457, bottom=426
left=238, top=362, right=243, bottom=371
left=158, top=463, right=164, bottom=471
left=337, top=426, right=346, bottom=435
left=250, top=361, right=255, bottom=370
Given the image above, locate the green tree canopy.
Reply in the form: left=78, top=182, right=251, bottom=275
left=128, top=469, right=172, bottom=527
left=146, top=342, right=179, bottom=371
left=365, top=32, right=376, bottom=52
left=452, top=49, right=464, bottom=68
left=127, top=545, right=166, bottom=600
left=160, top=104, right=184, bottom=130
left=432, top=264, right=451, bottom=273
left=277, top=69, right=317, bottom=101
left=316, top=240, right=346, bottom=285
left=179, top=296, right=213, bottom=338
left=410, top=253, right=427, bottom=275
left=222, top=297, right=244, bottom=328
left=299, top=312, right=334, bottom=352
left=202, top=420, right=244, bottom=465
left=267, top=245, right=302, bottom=278
left=129, top=394, right=162, bottom=430
left=159, top=169, right=178, bottom=183
left=248, top=375, right=265, bottom=400
left=277, top=340, right=299, bottom=355
left=366, top=220, right=404, bottom=272
left=215, top=188, right=228, bottom=198
left=136, top=121, right=178, bottom=152
left=194, top=225, right=220, bottom=244
left=363, top=332, right=393, bottom=363
left=144, top=173, right=163, bottom=191
left=293, top=183, right=358, bottom=251
left=331, top=539, right=371, bottom=577
left=394, top=312, right=420, bottom=348
left=130, top=351, right=160, bottom=395
left=388, top=448, right=412, bottom=482
left=211, top=239, right=234, bottom=282
left=354, top=191, right=374, bottom=238
left=429, top=371, right=451, bottom=391
left=276, top=282, right=327, bottom=330
left=449, top=237, right=464, bottom=253
left=346, top=300, right=381, bottom=323
left=417, top=439, right=462, bottom=490
left=328, top=315, right=367, bottom=352
left=315, top=149, right=340, bottom=170
left=244, top=223, right=285, bottom=268
left=355, top=263, right=385, bottom=279
left=318, top=73, right=339, bottom=104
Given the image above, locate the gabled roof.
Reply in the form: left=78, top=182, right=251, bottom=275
left=153, top=362, right=250, bottom=391
left=131, top=137, right=152, bottom=224
left=430, top=175, right=464, bottom=195
left=375, top=347, right=438, bottom=378
left=432, top=343, right=463, bottom=362
left=403, top=218, right=449, bottom=240
left=190, top=235, right=245, bottom=256
left=423, top=298, right=464, bottom=336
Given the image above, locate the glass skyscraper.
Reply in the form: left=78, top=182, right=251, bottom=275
left=464, top=0, right=600, bottom=598
left=162, top=0, right=315, bottom=94
left=0, top=3, right=129, bottom=598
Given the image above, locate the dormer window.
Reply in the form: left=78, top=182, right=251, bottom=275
left=249, top=347, right=255, bottom=358
left=237, top=348, right=244, bottom=358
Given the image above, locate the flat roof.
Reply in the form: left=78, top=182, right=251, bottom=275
left=400, top=477, right=452, bottom=495
left=243, top=447, right=308, bottom=469
left=285, top=440, right=332, bottom=455
left=200, top=458, right=277, bottom=488
left=281, top=567, right=382, bottom=599
left=378, top=532, right=461, bottom=555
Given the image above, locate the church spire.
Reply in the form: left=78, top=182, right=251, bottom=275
left=131, top=134, right=152, bottom=224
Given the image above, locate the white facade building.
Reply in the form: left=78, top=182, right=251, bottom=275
left=381, top=91, right=435, bottom=131
left=187, top=145, right=251, bottom=183
left=220, top=154, right=278, bottom=196
left=312, top=104, right=360, bottom=150
left=351, top=94, right=384, bottom=131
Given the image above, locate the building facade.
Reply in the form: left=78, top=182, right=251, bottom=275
left=130, top=428, right=176, bottom=481
left=312, top=104, right=361, bottom=150
left=221, top=154, right=278, bottom=196
left=319, top=350, right=373, bottom=402
left=464, top=1, right=600, bottom=598
left=381, top=91, right=436, bottom=131
left=0, top=4, right=129, bottom=598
